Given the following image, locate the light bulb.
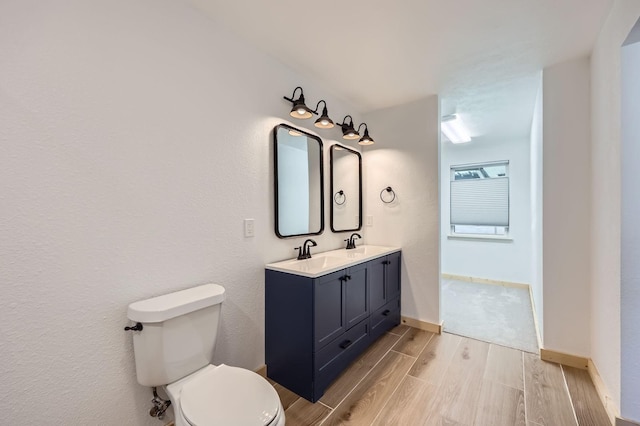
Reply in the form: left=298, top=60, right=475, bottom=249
left=297, top=108, right=306, bottom=115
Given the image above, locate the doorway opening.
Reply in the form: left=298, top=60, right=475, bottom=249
left=438, top=81, right=543, bottom=353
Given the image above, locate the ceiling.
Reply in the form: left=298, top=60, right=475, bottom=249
left=187, top=0, right=612, bottom=143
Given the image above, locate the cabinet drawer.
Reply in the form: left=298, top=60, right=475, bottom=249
left=370, top=297, right=400, bottom=342
left=314, top=319, right=370, bottom=397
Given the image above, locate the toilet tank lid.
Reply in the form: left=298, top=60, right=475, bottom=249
left=127, top=284, right=226, bottom=323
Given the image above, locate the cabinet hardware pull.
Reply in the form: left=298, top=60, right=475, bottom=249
left=382, top=260, right=391, bottom=265
left=339, top=340, right=353, bottom=349
left=382, top=310, right=391, bottom=316
left=346, top=275, right=351, bottom=281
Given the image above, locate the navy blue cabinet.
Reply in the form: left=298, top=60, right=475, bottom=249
left=265, top=251, right=401, bottom=402
left=368, top=251, right=401, bottom=341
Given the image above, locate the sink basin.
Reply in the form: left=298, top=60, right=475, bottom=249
left=266, top=245, right=400, bottom=278
left=276, top=255, right=347, bottom=275
left=345, top=245, right=391, bottom=257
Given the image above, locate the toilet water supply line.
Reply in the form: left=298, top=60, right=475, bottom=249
left=150, top=387, right=171, bottom=419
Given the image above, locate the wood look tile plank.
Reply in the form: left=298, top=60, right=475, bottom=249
left=371, top=375, right=437, bottom=426
left=424, top=415, right=467, bottom=426
left=408, top=332, right=462, bottom=385
left=474, top=379, right=526, bottom=426
left=322, top=350, right=415, bottom=426
left=484, top=344, right=524, bottom=390
left=523, top=353, right=578, bottom=426
left=563, top=366, right=611, bottom=426
left=391, top=328, right=434, bottom=357
left=284, top=398, right=332, bottom=426
left=424, top=337, right=490, bottom=425
left=320, top=332, right=400, bottom=408
left=387, top=324, right=410, bottom=336
left=268, top=380, right=300, bottom=410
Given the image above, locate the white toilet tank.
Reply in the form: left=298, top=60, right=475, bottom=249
left=127, top=284, right=226, bottom=387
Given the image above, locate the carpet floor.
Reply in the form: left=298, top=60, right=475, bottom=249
left=441, top=278, right=539, bottom=353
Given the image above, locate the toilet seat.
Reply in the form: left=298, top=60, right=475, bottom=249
left=180, top=364, right=280, bottom=426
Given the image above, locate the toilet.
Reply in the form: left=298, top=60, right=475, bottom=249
left=126, top=283, right=285, bottom=426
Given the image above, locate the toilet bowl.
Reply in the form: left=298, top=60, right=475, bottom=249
left=126, top=284, right=285, bottom=426
left=166, top=364, right=285, bottom=426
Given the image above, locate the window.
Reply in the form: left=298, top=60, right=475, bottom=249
left=450, top=161, right=509, bottom=236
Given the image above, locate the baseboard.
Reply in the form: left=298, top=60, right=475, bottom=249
left=401, top=316, right=442, bottom=334
left=441, top=273, right=529, bottom=289
left=617, top=417, right=640, bottom=426
left=528, top=286, right=543, bottom=350
left=588, top=358, right=620, bottom=425
left=255, top=364, right=267, bottom=377
left=540, top=348, right=588, bottom=369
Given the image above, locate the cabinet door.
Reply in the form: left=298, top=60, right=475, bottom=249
left=345, top=262, right=368, bottom=329
left=314, top=270, right=345, bottom=349
left=368, top=258, right=386, bottom=312
left=385, top=252, right=401, bottom=301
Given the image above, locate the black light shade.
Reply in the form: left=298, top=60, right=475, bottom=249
left=284, top=87, right=313, bottom=119
left=338, top=115, right=359, bottom=140
left=358, top=123, right=375, bottom=145
left=314, top=101, right=334, bottom=129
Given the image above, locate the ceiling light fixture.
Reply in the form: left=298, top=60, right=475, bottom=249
left=313, top=100, right=334, bottom=129
left=283, top=86, right=314, bottom=119
left=337, top=115, right=360, bottom=140
left=441, top=114, right=471, bottom=143
left=357, top=123, right=375, bottom=146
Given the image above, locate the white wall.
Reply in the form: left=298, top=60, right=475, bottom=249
left=590, top=0, right=640, bottom=415
left=440, top=137, right=532, bottom=285
left=0, top=1, right=362, bottom=424
left=542, top=56, right=591, bottom=357
left=362, top=96, right=441, bottom=325
left=529, top=76, right=544, bottom=342
left=620, top=37, right=640, bottom=422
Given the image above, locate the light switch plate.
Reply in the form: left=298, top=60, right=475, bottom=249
left=366, top=215, right=373, bottom=227
left=244, top=219, right=255, bottom=237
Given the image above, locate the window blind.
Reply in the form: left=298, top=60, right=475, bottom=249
left=450, top=177, right=509, bottom=226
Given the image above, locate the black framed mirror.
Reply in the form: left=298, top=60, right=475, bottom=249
left=330, top=144, right=362, bottom=232
left=274, top=124, right=324, bottom=238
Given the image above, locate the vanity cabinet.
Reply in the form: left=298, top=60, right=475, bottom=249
left=314, top=262, right=368, bottom=348
left=265, top=251, right=401, bottom=402
left=368, top=251, right=401, bottom=341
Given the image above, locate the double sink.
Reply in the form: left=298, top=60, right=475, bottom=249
left=265, top=245, right=400, bottom=278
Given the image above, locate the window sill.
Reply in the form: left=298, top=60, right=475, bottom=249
left=447, top=234, right=513, bottom=242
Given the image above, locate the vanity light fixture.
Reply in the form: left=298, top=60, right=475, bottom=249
left=313, top=100, right=334, bottom=129
left=284, top=86, right=314, bottom=119
left=441, top=114, right=471, bottom=143
left=357, top=123, right=375, bottom=146
left=337, top=115, right=360, bottom=140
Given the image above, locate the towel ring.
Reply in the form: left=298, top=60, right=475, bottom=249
left=380, top=186, right=396, bottom=203
left=334, top=190, right=346, bottom=205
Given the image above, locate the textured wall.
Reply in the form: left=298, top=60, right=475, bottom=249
left=529, top=77, right=544, bottom=343
left=0, top=0, right=360, bottom=424
left=542, top=56, right=592, bottom=357
left=620, top=37, right=640, bottom=423
left=590, top=0, right=640, bottom=414
left=440, top=136, right=532, bottom=285
left=362, top=96, right=441, bottom=325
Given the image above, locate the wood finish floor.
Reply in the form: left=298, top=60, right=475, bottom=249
left=266, top=326, right=610, bottom=426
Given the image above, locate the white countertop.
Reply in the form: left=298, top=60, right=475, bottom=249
left=265, top=245, right=401, bottom=278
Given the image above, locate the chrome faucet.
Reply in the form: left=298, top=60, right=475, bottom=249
left=345, top=233, right=362, bottom=250
left=295, top=239, right=318, bottom=260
